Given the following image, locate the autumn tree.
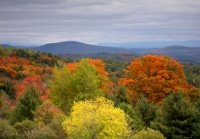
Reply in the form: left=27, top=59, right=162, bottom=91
left=119, top=55, right=187, bottom=104
left=50, top=59, right=103, bottom=112
left=67, top=59, right=113, bottom=96
left=34, top=102, right=64, bottom=126
left=49, top=64, right=73, bottom=111
left=15, top=75, right=45, bottom=99
left=62, top=97, right=131, bottom=139
left=89, top=59, right=113, bottom=96
left=72, top=59, right=103, bottom=101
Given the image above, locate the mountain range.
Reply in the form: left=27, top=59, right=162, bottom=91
left=98, top=40, right=200, bottom=48
left=1, top=41, right=200, bottom=64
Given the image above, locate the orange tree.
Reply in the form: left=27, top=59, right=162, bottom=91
left=119, top=55, right=188, bottom=104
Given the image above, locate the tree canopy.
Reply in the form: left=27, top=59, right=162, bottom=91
left=119, top=55, right=188, bottom=104
left=62, top=97, right=131, bottom=139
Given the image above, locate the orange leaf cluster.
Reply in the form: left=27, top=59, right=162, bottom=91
left=119, top=55, right=188, bottom=103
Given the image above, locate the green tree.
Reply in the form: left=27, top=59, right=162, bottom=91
left=62, top=97, right=131, bottom=139
left=72, top=59, right=103, bottom=101
left=50, top=59, right=103, bottom=112
left=114, top=86, right=129, bottom=104
left=151, top=92, right=200, bottom=139
left=117, top=102, right=143, bottom=131
left=49, top=64, right=73, bottom=112
left=135, top=96, right=157, bottom=129
left=13, top=86, right=42, bottom=122
left=1, top=80, right=16, bottom=99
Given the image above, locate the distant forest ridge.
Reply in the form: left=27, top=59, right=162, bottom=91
left=1, top=41, right=200, bottom=64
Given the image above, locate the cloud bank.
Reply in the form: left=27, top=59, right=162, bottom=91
left=0, top=0, right=200, bottom=45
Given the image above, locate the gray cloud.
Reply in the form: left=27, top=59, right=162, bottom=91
left=0, top=0, right=200, bottom=45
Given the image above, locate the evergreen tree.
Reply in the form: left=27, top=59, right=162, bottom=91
left=151, top=92, right=200, bottom=139
left=135, top=96, right=157, bottom=129
left=13, top=86, right=42, bottom=122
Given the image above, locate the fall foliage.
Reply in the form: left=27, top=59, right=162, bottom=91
left=119, top=55, right=188, bottom=104
left=0, top=46, right=200, bottom=139
left=62, top=97, right=131, bottom=139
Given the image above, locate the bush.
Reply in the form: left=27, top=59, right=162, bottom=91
left=24, top=126, right=58, bottom=139
left=132, top=128, right=165, bottom=139
left=0, top=118, right=19, bottom=139
left=49, top=117, right=67, bottom=139
left=14, top=120, right=38, bottom=139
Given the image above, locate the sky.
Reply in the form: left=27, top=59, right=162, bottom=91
left=0, top=0, right=200, bottom=46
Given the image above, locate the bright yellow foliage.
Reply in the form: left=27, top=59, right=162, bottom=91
left=62, top=97, right=131, bottom=139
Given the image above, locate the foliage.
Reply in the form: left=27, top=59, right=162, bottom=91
left=34, top=101, right=64, bottom=125
left=49, top=64, right=73, bottom=111
left=49, top=117, right=67, bottom=139
left=50, top=59, right=104, bottom=112
left=15, top=75, right=45, bottom=99
left=62, top=97, right=131, bottom=139
left=0, top=118, right=19, bottom=139
left=184, top=87, right=200, bottom=102
left=14, top=120, right=38, bottom=139
left=132, top=128, right=165, bottom=139
left=117, top=102, right=143, bottom=131
left=89, top=59, right=113, bottom=96
left=13, top=86, right=42, bottom=122
left=135, top=97, right=157, bottom=129
left=104, top=60, right=129, bottom=83
left=0, top=80, right=16, bottom=99
left=72, top=59, right=103, bottom=101
left=24, top=126, right=58, bottom=139
left=119, top=55, right=187, bottom=104
left=114, top=86, right=129, bottom=104
left=184, top=64, right=200, bottom=88
left=151, top=92, right=200, bottom=139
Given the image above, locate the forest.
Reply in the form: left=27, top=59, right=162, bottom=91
left=0, top=46, right=200, bottom=139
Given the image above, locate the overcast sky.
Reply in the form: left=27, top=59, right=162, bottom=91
left=0, top=0, right=200, bottom=45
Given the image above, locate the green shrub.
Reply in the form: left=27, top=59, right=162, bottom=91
left=132, top=128, right=165, bottom=139
left=0, top=118, right=19, bottom=139
left=14, top=120, right=38, bottom=139
left=24, top=126, right=58, bottom=139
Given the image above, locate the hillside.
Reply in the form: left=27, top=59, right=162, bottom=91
left=139, top=46, right=200, bottom=64
left=2, top=41, right=200, bottom=64
left=31, top=41, right=131, bottom=54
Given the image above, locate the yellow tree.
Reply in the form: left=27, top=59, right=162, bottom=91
left=62, top=97, right=131, bottom=139
left=119, top=55, right=187, bottom=104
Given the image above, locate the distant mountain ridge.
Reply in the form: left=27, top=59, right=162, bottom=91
left=1, top=41, right=200, bottom=64
left=31, top=41, right=131, bottom=54
left=98, top=40, right=200, bottom=48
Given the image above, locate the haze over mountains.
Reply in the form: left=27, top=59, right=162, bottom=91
left=98, top=40, right=200, bottom=48
left=1, top=41, right=200, bottom=64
